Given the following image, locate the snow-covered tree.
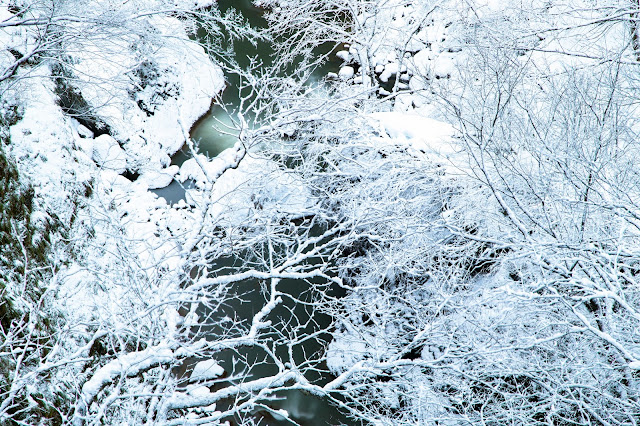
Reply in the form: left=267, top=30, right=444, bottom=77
left=4, top=0, right=640, bottom=424
left=253, top=0, right=640, bottom=424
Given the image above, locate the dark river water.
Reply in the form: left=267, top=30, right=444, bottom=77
left=154, top=0, right=343, bottom=204
left=198, top=248, right=354, bottom=426
left=157, top=2, right=358, bottom=425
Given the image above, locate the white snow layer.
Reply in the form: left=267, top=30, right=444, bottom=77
left=92, top=134, right=127, bottom=173
left=368, top=112, right=469, bottom=174
left=67, top=11, right=225, bottom=171
left=190, top=359, right=225, bottom=381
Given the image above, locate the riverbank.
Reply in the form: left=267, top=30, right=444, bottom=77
left=1, top=2, right=232, bottom=422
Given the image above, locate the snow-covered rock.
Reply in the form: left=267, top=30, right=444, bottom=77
left=379, top=62, right=399, bottom=83
left=336, top=50, right=350, bottom=62
left=433, top=54, right=455, bottom=78
left=338, top=65, right=355, bottom=80
left=92, top=134, right=127, bottom=173
left=70, top=118, right=94, bottom=139
left=138, top=165, right=179, bottom=189
left=368, top=112, right=468, bottom=174
left=408, top=48, right=433, bottom=77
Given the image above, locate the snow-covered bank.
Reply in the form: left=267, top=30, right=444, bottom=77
left=4, top=0, right=227, bottom=328
left=3, top=0, right=225, bottom=189
left=72, top=12, right=225, bottom=174
left=0, top=1, right=235, bottom=423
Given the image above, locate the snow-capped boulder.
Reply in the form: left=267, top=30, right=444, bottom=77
left=380, top=62, right=399, bottom=83
left=138, top=165, right=179, bottom=189
left=336, top=50, right=350, bottom=62
left=339, top=66, right=355, bottom=80
left=92, top=134, right=127, bottom=173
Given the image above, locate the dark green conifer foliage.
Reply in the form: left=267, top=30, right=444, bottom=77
left=0, top=140, right=66, bottom=425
